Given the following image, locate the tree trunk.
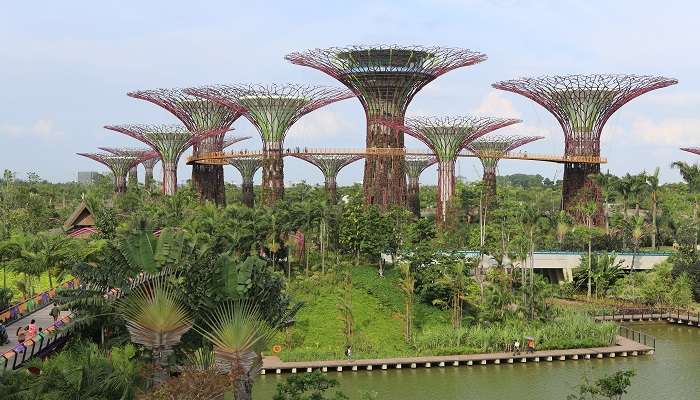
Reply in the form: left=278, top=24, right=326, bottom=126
left=587, top=239, right=592, bottom=299
left=563, top=162, right=604, bottom=226
left=262, top=141, right=284, bottom=205
left=436, top=160, right=456, bottom=227
left=128, top=166, right=138, bottom=187
left=325, top=176, right=338, bottom=205
left=114, top=175, right=127, bottom=194
left=483, top=167, right=497, bottom=207
left=407, top=176, right=421, bottom=217
left=363, top=115, right=406, bottom=209
left=651, top=194, right=657, bottom=249
left=241, top=180, right=255, bottom=207
left=162, top=161, right=178, bottom=196
left=144, top=165, right=154, bottom=191
left=192, top=135, right=226, bottom=206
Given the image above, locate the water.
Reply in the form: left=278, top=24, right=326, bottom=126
left=254, top=323, right=700, bottom=399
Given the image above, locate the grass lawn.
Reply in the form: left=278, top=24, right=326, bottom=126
left=276, top=264, right=617, bottom=362
left=1, top=269, right=61, bottom=302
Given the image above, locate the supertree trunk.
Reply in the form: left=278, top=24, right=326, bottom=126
left=262, top=141, right=284, bottom=206
left=482, top=167, right=497, bottom=206
left=162, top=161, right=178, bottom=196
left=241, top=179, right=255, bottom=207
left=407, top=176, right=421, bottom=217
left=364, top=118, right=406, bottom=209
left=144, top=166, right=154, bottom=190
left=324, top=175, right=338, bottom=204
left=436, top=160, right=456, bottom=225
left=563, top=162, right=605, bottom=225
left=128, top=166, right=138, bottom=187
left=114, top=175, right=127, bottom=194
left=192, top=136, right=226, bottom=206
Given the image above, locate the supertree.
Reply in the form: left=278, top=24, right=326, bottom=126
left=285, top=45, right=487, bottom=209
left=77, top=152, right=140, bottom=194
left=405, top=155, right=436, bottom=217
left=222, top=134, right=251, bottom=150
left=493, top=74, right=677, bottom=224
left=185, top=84, right=354, bottom=205
left=104, top=124, right=215, bottom=196
left=140, top=156, right=160, bottom=191
left=228, top=156, right=263, bottom=207
left=381, top=116, right=521, bottom=225
left=681, top=147, right=700, bottom=157
left=466, top=135, right=543, bottom=203
left=98, top=147, right=158, bottom=187
left=127, top=88, right=242, bottom=205
left=292, top=154, right=363, bottom=204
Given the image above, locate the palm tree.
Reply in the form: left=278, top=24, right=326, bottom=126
left=628, top=215, right=649, bottom=272
left=519, top=203, right=542, bottom=317
left=118, top=276, right=193, bottom=383
left=630, top=172, right=649, bottom=217
left=555, top=210, right=570, bottom=249
left=23, top=232, right=77, bottom=288
left=196, top=301, right=275, bottom=400
left=616, top=175, right=634, bottom=249
left=0, top=239, right=21, bottom=290
left=671, top=161, right=700, bottom=248
left=646, top=167, right=661, bottom=249
left=434, top=257, right=472, bottom=328
left=574, top=198, right=598, bottom=299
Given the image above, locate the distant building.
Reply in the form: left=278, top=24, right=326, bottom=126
left=77, top=171, right=100, bottom=184
left=63, top=201, right=97, bottom=238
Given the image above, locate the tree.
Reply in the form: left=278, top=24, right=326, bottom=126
left=627, top=215, right=649, bottom=272
left=573, top=195, right=599, bottom=299
left=432, top=257, right=474, bottom=329
left=574, top=252, right=625, bottom=298
left=196, top=301, right=275, bottom=400
left=671, top=161, right=700, bottom=248
left=567, top=369, right=636, bottom=400
left=398, top=261, right=415, bottom=342
left=273, top=371, right=348, bottom=400
left=646, top=167, right=661, bottom=249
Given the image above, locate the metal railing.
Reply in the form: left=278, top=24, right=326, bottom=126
left=618, top=325, right=656, bottom=350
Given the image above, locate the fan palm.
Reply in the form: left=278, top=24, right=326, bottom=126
left=647, top=167, right=661, bottom=249
left=117, top=277, right=192, bottom=382
left=196, top=301, right=275, bottom=400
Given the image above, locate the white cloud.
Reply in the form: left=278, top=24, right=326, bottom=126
left=0, top=118, right=64, bottom=140
left=471, top=91, right=554, bottom=139
left=287, top=109, right=351, bottom=140
left=632, top=117, right=700, bottom=146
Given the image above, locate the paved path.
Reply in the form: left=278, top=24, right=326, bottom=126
left=1, top=307, right=69, bottom=355
left=262, top=336, right=652, bottom=374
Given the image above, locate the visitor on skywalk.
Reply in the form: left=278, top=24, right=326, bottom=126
left=0, top=322, right=8, bottom=345
left=50, top=303, right=60, bottom=322
left=27, top=319, right=38, bottom=339
left=16, top=326, right=27, bottom=343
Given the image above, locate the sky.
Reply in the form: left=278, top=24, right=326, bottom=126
left=1, top=0, right=700, bottom=187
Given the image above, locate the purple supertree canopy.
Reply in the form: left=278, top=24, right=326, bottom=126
left=222, top=135, right=251, bottom=150
left=98, top=147, right=158, bottom=162
left=77, top=152, right=141, bottom=193
left=492, top=74, right=677, bottom=156
left=680, top=147, right=700, bottom=157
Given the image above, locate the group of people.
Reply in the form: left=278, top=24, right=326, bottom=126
left=12, top=304, right=61, bottom=345
left=512, top=338, right=536, bottom=356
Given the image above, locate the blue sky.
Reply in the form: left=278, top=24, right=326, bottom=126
left=1, top=1, right=699, bottom=186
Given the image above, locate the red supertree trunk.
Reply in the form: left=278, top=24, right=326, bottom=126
left=482, top=167, right=497, bottom=206
left=563, top=162, right=604, bottom=225
left=162, top=161, right=178, bottom=196
left=128, top=166, right=138, bottom=187
left=407, top=176, right=421, bottom=217
left=364, top=119, right=406, bottom=209
left=436, top=160, right=456, bottom=225
left=114, top=175, right=127, bottom=194
left=192, top=135, right=226, bottom=206
left=262, top=141, right=284, bottom=205
left=144, top=165, right=154, bottom=190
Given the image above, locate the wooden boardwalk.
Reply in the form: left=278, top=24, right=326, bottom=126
left=260, top=336, right=652, bottom=375
left=594, top=312, right=700, bottom=326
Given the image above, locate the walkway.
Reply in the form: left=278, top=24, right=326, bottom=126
left=260, top=336, right=652, bottom=374
left=1, top=307, right=69, bottom=355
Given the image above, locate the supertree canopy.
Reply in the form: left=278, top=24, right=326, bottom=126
left=466, top=135, right=543, bottom=202
left=681, top=147, right=700, bottom=157
left=493, top=74, right=677, bottom=224
left=286, top=45, right=487, bottom=209
left=381, top=116, right=521, bottom=225
left=98, top=147, right=158, bottom=187
left=104, top=124, right=214, bottom=196
left=292, top=154, right=363, bottom=204
left=185, top=83, right=354, bottom=205
left=127, top=88, right=242, bottom=205
left=228, top=156, right=263, bottom=207
left=77, top=152, right=141, bottom=194
left=140, top=156, right=160, bottom=191
left=405, top=155, right=436, bottom=217
left=222, top=134, right=251, bottom=150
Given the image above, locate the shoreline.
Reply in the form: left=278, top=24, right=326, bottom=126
left=261, top=336, right=653, bottom=375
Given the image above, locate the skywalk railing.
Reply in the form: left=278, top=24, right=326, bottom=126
left=0, top=278, right=80, bottom=326
left=1, top=314, right=74, bottom=370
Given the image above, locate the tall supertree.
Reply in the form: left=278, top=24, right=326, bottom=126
left=466, top=135, right=543, bottom=203
left=77, top=152, right=140, bottom=194
left=405, top=155, right=436, bottom=217
left=292, top=154, right=363, bottom=204
left=285, top=45, right=487, bottom=209
left=185, top=84, right=354, bottom=205
left=98, top=147, right=158, bottom=187
left=381, top=116, right=521, bottom=225
left=127, top=88, right=242, bottom=205
left=104, top=124, right=215, bottom=196
left=228, top=156, right=263, bottom=207
left=141, top=156, right=160, bottom=191
left=493, top=74, right=677, bottom=224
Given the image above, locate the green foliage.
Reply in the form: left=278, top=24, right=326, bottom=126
left=273, top=371, right=348, bottom=400
left=567, top=369, right=636, bottom=400
left=668, top=246, right=700, bottom=301
left=573, top=252, right=625, bottom=297
left=613, top=262, right=694, bottom=306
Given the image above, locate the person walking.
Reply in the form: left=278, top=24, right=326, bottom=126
left=16, top=326, right=27, bottom=343
left=50, top=303, right=61, bottom=322
left=526, top=338, right=536, bottom=354
left=345, top=345, right=352, bottom=359
left=513, top=340, right=520, bottom=356
left=27, top=319, right=38, bottom=340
